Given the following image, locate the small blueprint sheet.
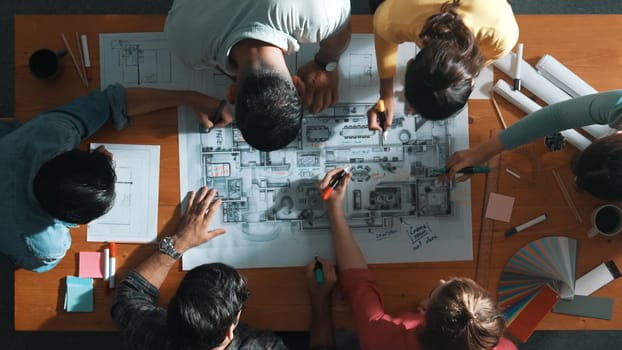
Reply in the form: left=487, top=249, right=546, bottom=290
left=87, top=143, right=160, bottom=243
left=99, top=32, right=473, bottom=268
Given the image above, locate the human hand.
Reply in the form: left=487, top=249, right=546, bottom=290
left=367, top=96, right=394, bottom=132
left=172, top=187, right=226, bottom=253
left=297, top=60, right=339, bottom=114
left=94, top=145, right=114, bottom=160
left=441, top=136, right=504, bottom=182
left=417, top=297, right=429, bottom=315
left=441, top=149, right=489, bottom=183
left=190, top=94, right=234, bottom=129
left=306, top=256, right=337, bottom=302
left=318, top=168, right=352, bottom=209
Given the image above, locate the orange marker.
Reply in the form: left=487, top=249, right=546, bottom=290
left=109, top=242, right=116, bottom=289
left=321, top=167, right=350, bottom=201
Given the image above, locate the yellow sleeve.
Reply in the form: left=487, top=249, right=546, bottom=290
left=374, top=28, right=399, bottom=79
left=478, top=30, right=517, bottom=66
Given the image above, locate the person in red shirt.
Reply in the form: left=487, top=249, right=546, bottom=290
left=319, top=168, right=517, bottom=350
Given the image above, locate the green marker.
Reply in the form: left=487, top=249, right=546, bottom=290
left=314, top=257, right=324, bottom=285
left=435, top=166, right=490, bottom=174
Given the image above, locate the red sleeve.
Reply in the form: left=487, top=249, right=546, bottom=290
left=340, top=268, right=423, bottom=350
left=494, top=337, right=518, bottom=350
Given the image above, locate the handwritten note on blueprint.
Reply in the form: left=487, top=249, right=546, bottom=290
left=87, top=143, right=160, bottom=243
left=99, top=32, right=473, bottom=268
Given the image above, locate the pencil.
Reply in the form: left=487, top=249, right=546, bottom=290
left=60, top=33, right=88, bottom=87
left=490, top=92, right=508, bottom=129
left=74, top=32, right=88, bottom=86
left=551, top=169, right=583, bottom=223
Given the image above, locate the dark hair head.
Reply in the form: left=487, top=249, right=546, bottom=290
left=33, top=149, right=116, bottom=224
left=573, top=134, right=622, bottom=201
left=405, top=0, right=484, bottom=121
left=235, top=68, right=302, bottom=152
left=167, top=263, right=249, bottom=349
left=419, top=277, right=505, bottom=350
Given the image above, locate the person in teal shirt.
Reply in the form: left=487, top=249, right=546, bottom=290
left=0, top=84, right=232, bottom=272
left=444, top=90, right=622, bottom=201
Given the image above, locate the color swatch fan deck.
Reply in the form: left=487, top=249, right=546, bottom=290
left=498, top=236, right=577, bottom=342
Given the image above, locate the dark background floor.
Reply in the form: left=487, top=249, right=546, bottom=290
left=2, top=1, right=622, bottom=349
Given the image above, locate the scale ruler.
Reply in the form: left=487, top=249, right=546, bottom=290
left=475, top=134, right=502, bottom=290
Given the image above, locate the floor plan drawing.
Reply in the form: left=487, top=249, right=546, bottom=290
left=100, top=33, right=473, bottom=269
left=87, top=143, right=160, bottom=243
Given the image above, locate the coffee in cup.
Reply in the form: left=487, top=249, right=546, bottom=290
left=28, top=48, right=67, bottom=80
left=587, top=204, right=622, bottom=238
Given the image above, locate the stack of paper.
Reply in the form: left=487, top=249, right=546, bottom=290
left=64, top=276, right=94, bottom=312
left=498, top=236, right=577, bottom=342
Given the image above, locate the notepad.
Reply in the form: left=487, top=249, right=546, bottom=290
left=485, top=192, right=515, bottom=222
left=78, top=252, right=104, bottom=278
left=65, top=276, right=94, bottom=312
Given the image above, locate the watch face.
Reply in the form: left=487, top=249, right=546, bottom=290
left=159, top=237, right=182, bottom=259
left=325, top=61, right=338, bottom=72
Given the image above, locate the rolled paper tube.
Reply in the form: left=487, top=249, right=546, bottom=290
left=493, top=80, right=591, bottom=151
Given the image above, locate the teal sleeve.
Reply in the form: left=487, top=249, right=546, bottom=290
left=498, top=90, right=622, bottom=150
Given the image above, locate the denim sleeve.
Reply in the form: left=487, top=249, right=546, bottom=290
left=17, top=222, right=72, bottom=272
left=43, top=83, right=130, bottom=140
left=111, top=269, right=167, bottom=349
left=20, top=256, right=61, bottom=273
left=499, top=91, right=622, bottom=150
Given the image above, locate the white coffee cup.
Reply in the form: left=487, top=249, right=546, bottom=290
left=587, top=204, right=622, bottom=238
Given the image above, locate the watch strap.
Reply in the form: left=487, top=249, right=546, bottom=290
left=314, top=54, right=338, bottom=71
left=159, top=236, right=183, bottom=260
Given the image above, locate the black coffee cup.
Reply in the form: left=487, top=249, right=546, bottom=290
left=28, top=48, right=68, bottom=79
left=588, top=204, right=622, bottom=238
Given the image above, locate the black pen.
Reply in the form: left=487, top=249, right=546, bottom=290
left=207, top=99, right=227, bottom=133
left=377, top=99, right=388, bottom=141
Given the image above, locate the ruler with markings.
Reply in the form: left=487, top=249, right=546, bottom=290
left=475, top=134, right=502, bottom=290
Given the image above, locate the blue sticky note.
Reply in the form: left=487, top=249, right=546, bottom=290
left=65, top=276, right=94, bottom=312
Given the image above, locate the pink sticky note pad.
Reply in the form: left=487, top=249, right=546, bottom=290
left=485, top=192, right=515, bottom=222
left=78, top=252, right=104, bottom=278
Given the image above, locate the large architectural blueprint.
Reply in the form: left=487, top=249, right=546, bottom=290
left=100, top=32, right=473, bottom=269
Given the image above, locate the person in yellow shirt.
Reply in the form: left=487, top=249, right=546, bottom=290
left=367, top=0, right=518, bottom=133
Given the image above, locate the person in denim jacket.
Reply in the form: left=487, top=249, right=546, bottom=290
left=0, top=84, right=232, bottom=272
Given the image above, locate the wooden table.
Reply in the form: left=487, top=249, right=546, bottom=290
left=13, top=14, right=622, bottom=332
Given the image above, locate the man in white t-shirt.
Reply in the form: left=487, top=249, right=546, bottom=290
left=165, top=0, right=351, bottom=152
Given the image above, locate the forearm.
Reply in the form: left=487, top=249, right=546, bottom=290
left=374, top=31, right=398, bottom=79
left=316, top=21, right=352, bottom=64
left=125, top=87, right=217, bottom=116
left=379, top=78, right=393, bottom=99
left=309, top=298, right=335, bottom=349
left=134, top=229, right=200, bottom=289
left=328, top=204, right=367, bottom=269
left=134, top=250, right=177, bottom=289
left=498, top=92, right=619, bottom=150
left=473, top=135, right=505, bottom=162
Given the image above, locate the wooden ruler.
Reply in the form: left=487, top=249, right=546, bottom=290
left=475, top=136, right=502, bottom=290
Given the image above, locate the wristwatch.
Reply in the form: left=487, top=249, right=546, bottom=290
left=159, top=236, right=183, bottom=260
left=314, top=54, right=338, bottom=72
